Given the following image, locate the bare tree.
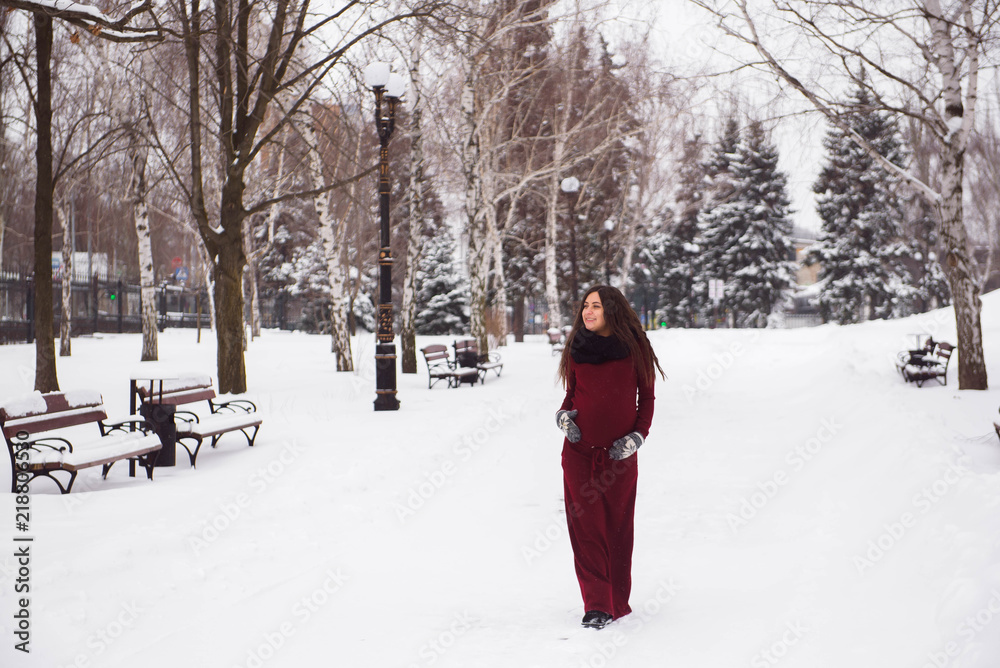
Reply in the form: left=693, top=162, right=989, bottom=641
left=692, top=0, right=992, bottom=390
left=154, top=0, right=447, bottom=393
left=0, top=0, right=161, bottom=391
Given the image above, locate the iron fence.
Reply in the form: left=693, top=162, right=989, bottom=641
left=0, top=267, right=211, bottom=345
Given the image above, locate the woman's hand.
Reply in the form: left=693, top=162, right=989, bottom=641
left=555, top=409, right=582, bottom=443
left=609, top=432, right=643, bottom=460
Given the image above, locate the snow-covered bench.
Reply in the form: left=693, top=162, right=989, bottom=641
left=547, top=328, right=565, bottom=355
left=420, top=345, right=479, bottom=389
left=895, top=339, right=955, bottom=387
left=1, top=391, right=162, bottom=494
left=133, top=376, right=262, bottom=467
left=453, top=339, right=503, bottom=382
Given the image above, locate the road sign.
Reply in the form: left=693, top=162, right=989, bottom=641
left=171, top=256, right=183, bottom=269
left=174, top=267, right=189, bottom=283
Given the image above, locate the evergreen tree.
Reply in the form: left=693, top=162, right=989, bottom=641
left=907, top=198, right=952, bottom=312
left=631, top=217, right=698, bottom=328
left=670, top=133, right=709, bottom=326
left=809, top=83, right=915, bottom=323
left=698, top=119, right=796, bottom=327
left=415, top=225, right=470, bottom=335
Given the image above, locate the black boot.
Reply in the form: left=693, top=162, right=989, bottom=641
left=581, top=610, right=612, bottom=629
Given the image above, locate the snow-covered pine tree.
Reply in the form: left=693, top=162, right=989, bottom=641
left=415, top=225, right=470, bottom=335
left=696, top=117, right=741, bottom=324
left=669, top=133, right=709, bottom=326
left=631, top=223, right=694, bottom=328
left=698, top=119, right=796, bottom=327
left=809, top=83, right=915, bottom=323
left=905, top=196, right=952, bottom=312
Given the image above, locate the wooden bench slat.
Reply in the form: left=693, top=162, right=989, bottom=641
left=3, top=406, right=109, bottom=438
left=178, top=413, right=262, bottom=439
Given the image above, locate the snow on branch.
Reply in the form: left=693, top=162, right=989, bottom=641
left=0, top=0, right=162, bottom=42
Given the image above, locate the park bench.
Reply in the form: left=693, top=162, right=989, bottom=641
left=420, top=344, right=480, bottom=389
left=1, top=390, right=162, bottom=494
left=133, top=376, right=262, bottom=467
left=454, top=338, right=504, bottom=383
left=547, top=328, right=565, bottom=355
left=895, top=337, right=955, bottom=387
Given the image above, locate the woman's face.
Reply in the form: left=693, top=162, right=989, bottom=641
left=582, top=292, right=611, bottom=336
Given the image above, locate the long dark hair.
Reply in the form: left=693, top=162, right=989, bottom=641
left=558, top=285, right=665, bottom=388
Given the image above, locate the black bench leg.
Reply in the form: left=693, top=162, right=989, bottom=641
left=37, top=470, right=76, bottom=494
left=244, top=425, right=260, bottom=448
left=137, top=453, right=156, bottom=480
left=178, top=436, right=203, bottom=468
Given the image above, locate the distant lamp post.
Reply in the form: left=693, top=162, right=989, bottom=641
left=560, top=176, right=581, bottom=303
left=603, top=219, right=614, bottom=284
left=364, top=62, right=406, bottom=412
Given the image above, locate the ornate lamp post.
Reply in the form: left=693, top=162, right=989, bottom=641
left=560, top=176, right=581, bottom=303
left=364, top=62, right=406, bottom=411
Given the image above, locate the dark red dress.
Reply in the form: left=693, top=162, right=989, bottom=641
left=560, top=355, right=655, bottom=619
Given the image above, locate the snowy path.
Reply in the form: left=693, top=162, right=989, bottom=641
left=1, top=297, right=999, bottom=668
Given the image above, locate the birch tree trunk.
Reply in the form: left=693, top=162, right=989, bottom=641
left=0, top=210, right=6, bottom=276
left=400, top=36, right=425, bottom=374
left=461, top=48, right=492, bottom=354
left=928, top=0, right=986, bottom=389
left=488, top=205, right=508, bottom=347
left=58, top=201, right=71, bottom=356
left=126, top=123, right=158, bottom=361
left=242, top=222, right=260, bottom=341
left=201, top=244, right=216, bottom=334
left=543, top=166, right=563, bottom=327
left=303, top=114, right=354, bottom=371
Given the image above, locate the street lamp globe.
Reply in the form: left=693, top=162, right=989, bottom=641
left=604, top=219, right=614, bottom=232
left=363, top=62, right=390, bottom=89
left=385, top=72, right=407, bottom=99
left=560, top=176, right=580, bottom=194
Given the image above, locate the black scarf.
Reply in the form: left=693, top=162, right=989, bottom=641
left=570, top=327, right=630, bottom=365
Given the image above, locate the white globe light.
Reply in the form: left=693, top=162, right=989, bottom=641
left=385, top=72, right=407, bottom=98
left=363, top=62, right=390, bottom=89
left=560, top=176, right=580, bottom=193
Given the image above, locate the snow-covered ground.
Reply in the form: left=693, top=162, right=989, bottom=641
left=1, top=293, right=1000, bottom=668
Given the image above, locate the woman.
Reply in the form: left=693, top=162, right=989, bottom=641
left=555, top=285, right=665, bottom=630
